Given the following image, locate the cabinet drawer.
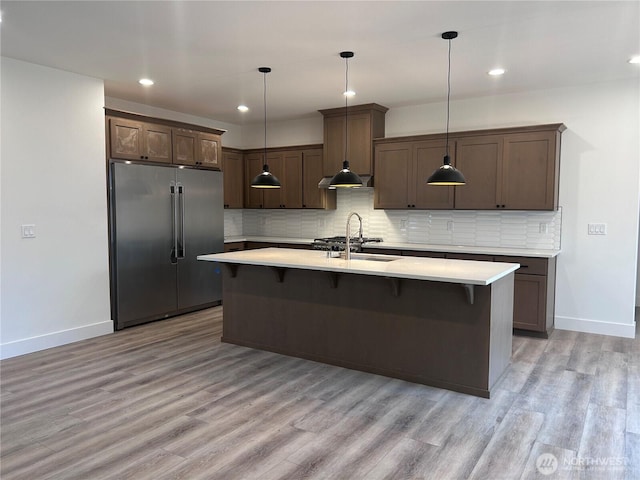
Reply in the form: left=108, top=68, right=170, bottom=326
left=494, top=256, right=548, bottom=275
left=446, top=253, right=494, bottom=262
left=224, top=242, right=245, bottom=252
left=402, top=250, right=446, bottom=258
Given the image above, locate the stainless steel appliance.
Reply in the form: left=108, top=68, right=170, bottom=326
left=109, top=161, right=223, bottom=330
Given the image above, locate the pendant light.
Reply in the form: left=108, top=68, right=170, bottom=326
left=427, top=31, right=466, bottom=186
left=329, top=51, right=364, bottom=188
left=251, top=67, right=281, bottom=189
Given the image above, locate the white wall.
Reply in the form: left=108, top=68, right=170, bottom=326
left=0, top=58, right=113, bottom=358
left=242, top=79, right=640, bottom=338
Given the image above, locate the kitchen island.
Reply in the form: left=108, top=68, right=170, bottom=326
left=198, top=248, right=519, bottom=398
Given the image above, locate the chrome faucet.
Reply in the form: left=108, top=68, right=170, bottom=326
left=344, top=211, right=363, bottom=260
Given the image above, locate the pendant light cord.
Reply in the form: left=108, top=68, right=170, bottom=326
left=263, top=70, right=268, bottom=169
left=344, top=55, right=349, bottom=166
left=445, top=36, right=452, bottom=160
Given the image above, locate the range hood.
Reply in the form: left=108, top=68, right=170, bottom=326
left=318, top=175, right=373, bottom=189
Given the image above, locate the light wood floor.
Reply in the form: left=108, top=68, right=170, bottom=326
left=1, top=307, right=638, bottom=480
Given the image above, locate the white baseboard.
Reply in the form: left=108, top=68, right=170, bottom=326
left=0, top=320, right=114, bottom=360
left=555, top=315, right=636, bottom=339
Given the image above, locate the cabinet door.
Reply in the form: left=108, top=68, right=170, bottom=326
left=222, top=151, right=244, bottom=208
left=110, top=118, right=144, bottom=161
left=143, top=123, right=172, bottom=164
left=347, top=112, right=373, bottom=175
left=196, top=132, right=221, bottom=169
left=281, top=151, right=303, bottom=209
left=244, top=153, right=265, bottom=208
left=323, top=116, right=345, bottom=177
left=173, top=129, right=197, bottom=166
left=512, top=274, right=547, bottom=331
left=402, top=250, right=446, bottom=258
left=454, top=136, right=502, bottom=209
left=302, top=149, right=326, bottom=208
left=414, top=141, right=455, bottom=209
left=262, top=153, right=284, bottom=209
left=374, top=143, right=411, bottom=209
left=322, top=112, right=373, bottom=176
left=502, top=131, right=557, bottom=210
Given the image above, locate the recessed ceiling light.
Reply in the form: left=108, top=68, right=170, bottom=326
left=488, top=68, right=506, bottom=76
left=629, top=56, right=640, bottom=64
left=343, top=90, right=356, bottom=97
left=237, top=105, right=249, bottom=112
left=138, top=78, right=154, bottom=86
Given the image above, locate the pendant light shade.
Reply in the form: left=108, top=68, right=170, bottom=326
left=330, top=161, right=364, bottom=187
left=329, top=51, right=364, bottom=188
left=251, top=67, right=281, bottom=189
left=427, top=31, right=466, bottom=186
left=426, top=155, right=466, bottom=185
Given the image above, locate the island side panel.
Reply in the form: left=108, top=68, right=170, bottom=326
left=488, top=273, right=514, bottom=389
left=221, top=264, right=510, bottom=398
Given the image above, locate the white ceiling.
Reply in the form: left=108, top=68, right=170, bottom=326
left=1, top=1, right=638, bottom=125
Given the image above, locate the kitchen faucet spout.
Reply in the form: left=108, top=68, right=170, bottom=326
left=345, top=212, right=363, bottom=260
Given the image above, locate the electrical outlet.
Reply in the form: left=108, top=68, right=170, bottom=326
left=21, top=224, right=36, bottom=238
left=400, top=218, right=407, bottom=229
left=447, top=221, right=454, bottom=232
left=587, top=223, right=607, bottom=235
left=539, top=222, right=549, bottom=234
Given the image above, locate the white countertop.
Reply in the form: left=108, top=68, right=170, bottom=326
left=224, top=236, right=560, bottom=258
left=199, top=247, right=520, bottom=286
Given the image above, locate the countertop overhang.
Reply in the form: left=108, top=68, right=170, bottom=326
left=198, top=247, right=519, bottom=286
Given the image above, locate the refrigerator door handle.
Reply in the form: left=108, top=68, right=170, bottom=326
left=177, top=183, right=186, bottom=259
left=170, top=182, right=178, bottom=264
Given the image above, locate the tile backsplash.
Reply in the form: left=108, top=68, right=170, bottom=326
left=225, top=188, right=561, bottom=250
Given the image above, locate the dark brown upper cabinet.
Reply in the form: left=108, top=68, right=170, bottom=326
left=109, top=117, right=172, bottom=164
left=374, top=124, right=565, bottom=211
left=374, top=140, right=455, bottom=209
left=243, top=146, right=335, bottom=210
left=107, top=110, right=224, bottom=170
left=319, top=103, right=388, bottom=177
left=221, top=148, right=244, bottom=209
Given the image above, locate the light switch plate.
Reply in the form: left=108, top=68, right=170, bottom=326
left=587, top=223, right=607, bottom=235
left=21, top=224, right=36, bottom=238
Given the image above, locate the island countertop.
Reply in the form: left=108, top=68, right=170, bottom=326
left=198, top=247, right=519, bottom=286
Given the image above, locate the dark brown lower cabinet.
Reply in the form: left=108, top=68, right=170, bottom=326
left=224, top=242, right=245, bottom=252
left=493, top=255, right=556, bottom=337
left=512, top=274, right=547, bottom=331
left=244, top=241, right=313, bottom=250
left=364, top=248, right=557, bottom=336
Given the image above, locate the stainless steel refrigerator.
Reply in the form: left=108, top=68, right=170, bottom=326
left=109, top=161, right=223, bottom=330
